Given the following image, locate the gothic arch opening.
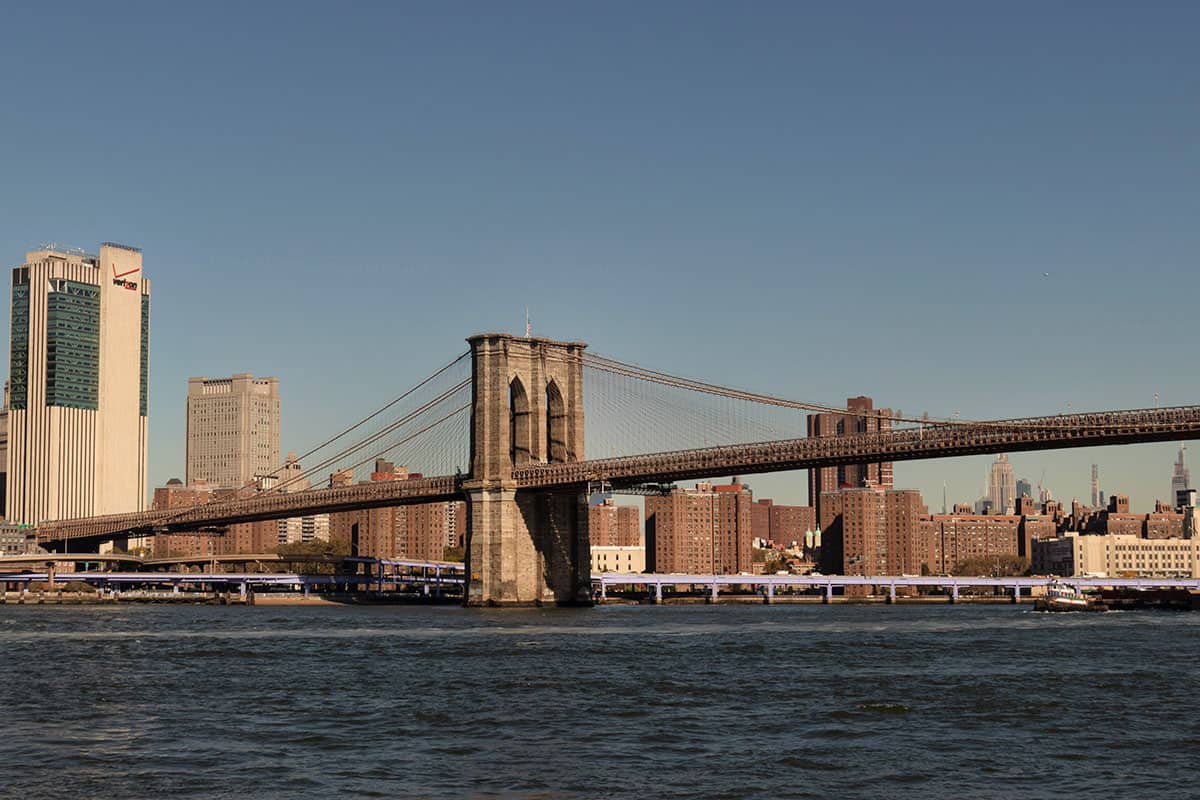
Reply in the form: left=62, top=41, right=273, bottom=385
left=546, top=379, right=567, bottom=463
left=510, top=376, right=532, bottom=465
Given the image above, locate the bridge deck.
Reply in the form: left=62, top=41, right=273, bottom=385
left=34, top=405, right=1200, bottom=543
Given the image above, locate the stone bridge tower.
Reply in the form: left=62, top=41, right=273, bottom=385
left=463, top=333, right=591, bottom=606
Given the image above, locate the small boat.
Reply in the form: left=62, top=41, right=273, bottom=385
left=1035, top=580, right=1109, bottom=612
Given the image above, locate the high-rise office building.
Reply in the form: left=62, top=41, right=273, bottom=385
left=1015, top=478, right=1033, bottom=500
left=807, top=397, right=893, bottom=526
left=6, top=244, right=150, bottom=523
left=186, top=374, right=280, bottom=487
left=986, top=454, right=1017, bottom=516
left=1171, top=444, right=1191, bottom=508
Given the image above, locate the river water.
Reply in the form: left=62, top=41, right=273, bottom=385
left=1, top=603, right=1197, bottom=799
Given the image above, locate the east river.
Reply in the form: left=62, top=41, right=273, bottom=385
left=1, top=604, right=1198, bottom=799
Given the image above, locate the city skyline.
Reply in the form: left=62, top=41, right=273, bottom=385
left=4, top=6, right=1199, bottom=798
left=1, top=3, right=1196, bottom=513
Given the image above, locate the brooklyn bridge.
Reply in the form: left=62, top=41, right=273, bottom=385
left=32, top=333, right=1200, bottom=606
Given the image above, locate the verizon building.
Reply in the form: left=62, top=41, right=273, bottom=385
left=6, top=243, right=150, bottom=524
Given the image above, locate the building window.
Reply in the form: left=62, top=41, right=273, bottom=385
left=10, top=281, right=29, bottom=409
left=140, top=293, right=150, bottom=416
left=45, top=281, right=100, bottom=410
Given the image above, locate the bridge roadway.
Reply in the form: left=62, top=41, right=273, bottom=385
left=34, top=405, right=1200, bottom=544
left=519, top=404, right=1200, bottom=489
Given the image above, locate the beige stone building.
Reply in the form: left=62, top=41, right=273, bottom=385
left=591, top=545, right=646, bottom=574
left=1033, top=532, right=1200, bottom=579
left=186, top=374, right=279, bottom=487
left=6, top=244, right=150, bottom=524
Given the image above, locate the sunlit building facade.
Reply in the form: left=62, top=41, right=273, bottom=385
left=6, top=244, right=149, bottom=523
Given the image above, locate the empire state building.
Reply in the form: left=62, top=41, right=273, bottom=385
left=1171, top=444, right=1191, bottom=508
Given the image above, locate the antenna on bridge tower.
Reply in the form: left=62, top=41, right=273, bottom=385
left=525, top=307, right=531, bottom=338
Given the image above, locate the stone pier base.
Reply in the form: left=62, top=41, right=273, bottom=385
left=464, top=482, right=591, bottom=607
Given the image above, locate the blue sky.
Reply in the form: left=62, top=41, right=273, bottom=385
left=1, top=1, right=1196, bottom=511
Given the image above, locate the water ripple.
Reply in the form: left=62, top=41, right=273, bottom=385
left=1, top=604, right=1197, bottom=799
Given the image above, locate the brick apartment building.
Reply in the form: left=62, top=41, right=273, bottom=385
left=751, top=498, right=816, bottom=546
left=646, top=479, right=753, bottom=574
left=589, top=497, right=640, bottom=547
left=807, top=397, right=893, bottom=526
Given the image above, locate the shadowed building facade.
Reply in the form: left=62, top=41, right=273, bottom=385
left=820, top=487, right=927, bottom=577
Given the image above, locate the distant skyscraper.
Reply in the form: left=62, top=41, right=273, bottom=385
left=186, top=374, right=280, bottom=487
left=6, top=244, right=150, bottom=524
left=1015, top=478, right=1033, bottom=500
left=986, top=454, right=1017, bottom=516
left=1172, top=444, right=1191, bottom=508
left=1090, top=464, right=1100, bottom=508
left=807, top=397, right=893, bottom=526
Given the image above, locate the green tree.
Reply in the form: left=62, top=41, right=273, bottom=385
left=951, top=555, right=1030, bottom=577
left=271, top=539, right=351, bottom=574
left=274, top=539, right=351, bottom=558
left=754, top=548, right=786, bottom=573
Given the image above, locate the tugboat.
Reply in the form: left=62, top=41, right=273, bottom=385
left=1035, top=580, right=1109, bottom=612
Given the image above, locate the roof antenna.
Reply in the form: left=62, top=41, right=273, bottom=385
left=525, top=307, right=531, bottom=338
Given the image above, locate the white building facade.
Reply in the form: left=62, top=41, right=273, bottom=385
left=1034, top=532, right=1200, bottom=579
